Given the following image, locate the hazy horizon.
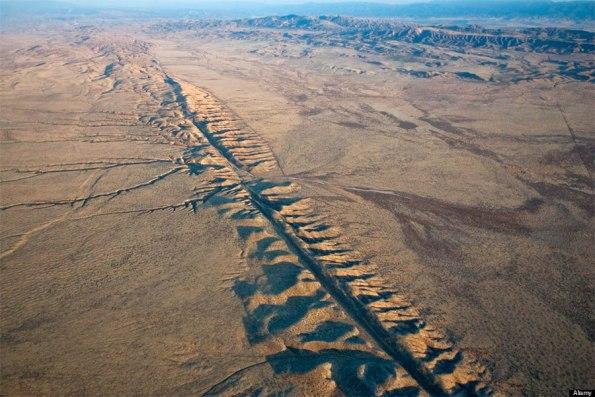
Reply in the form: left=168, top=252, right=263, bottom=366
left=3, top=0, right=595, bottom=6
left=2, top=0, right=594, bottom=16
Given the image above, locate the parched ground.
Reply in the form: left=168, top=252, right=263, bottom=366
left=149, top=23, right=594, bottom=395
left=0, top=20, right=593, bottom=396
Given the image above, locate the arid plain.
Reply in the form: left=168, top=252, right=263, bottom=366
left=0, top=16, right=593, bottom=396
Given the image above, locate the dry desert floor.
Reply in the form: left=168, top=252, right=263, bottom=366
left=0, top=20, right=593, bottom=396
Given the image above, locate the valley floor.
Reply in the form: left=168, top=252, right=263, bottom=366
left=0, top=22, right=593, bottom=396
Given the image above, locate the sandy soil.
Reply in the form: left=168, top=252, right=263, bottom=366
left=0, top=20, right=593, bottom=396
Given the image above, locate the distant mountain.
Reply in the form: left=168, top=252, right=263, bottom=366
left=157, top=14, right=595, bottom=55
left=268, top=1, right=595, bottom=21
left=1, top=0, right=593, bottom=22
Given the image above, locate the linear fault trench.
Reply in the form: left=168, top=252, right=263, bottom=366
left=165, top=75, right=449, bottom=397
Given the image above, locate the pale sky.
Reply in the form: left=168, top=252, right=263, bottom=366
left=73, top=0, right=429, bottom=4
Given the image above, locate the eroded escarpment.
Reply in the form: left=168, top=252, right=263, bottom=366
left=0, top=32, right=493, bottom=396
left=124, top=42, right=492, bottom=394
